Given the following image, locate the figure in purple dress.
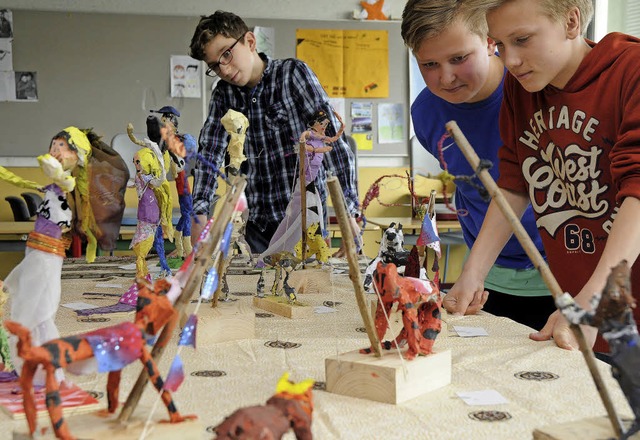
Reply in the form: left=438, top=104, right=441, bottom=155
left=258, top=109, right=344, bottom=264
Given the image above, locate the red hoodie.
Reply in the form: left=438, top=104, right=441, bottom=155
left=497, top=32, right=640, bottom=352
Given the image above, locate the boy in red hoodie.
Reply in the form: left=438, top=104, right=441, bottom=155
left=449, top=0, right=640, bottom=355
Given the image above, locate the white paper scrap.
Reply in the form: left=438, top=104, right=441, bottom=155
left=453, top=326, right=489, bottom=337
left=456, top=390, right=508, bottom=406
left=61, top=302, right=97, bottom=311
left=314, top=306, right=338, bottom=314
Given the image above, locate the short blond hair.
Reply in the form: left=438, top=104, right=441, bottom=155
left=466, top=0, right=593, bottom=36
left=401, top=0, right=488, bottom=52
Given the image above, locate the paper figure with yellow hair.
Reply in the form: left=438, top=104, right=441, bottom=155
left=0, top=127, right=128, bottom=382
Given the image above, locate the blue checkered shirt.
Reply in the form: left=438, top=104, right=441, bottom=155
left=193, top=54, right=359, bottom=228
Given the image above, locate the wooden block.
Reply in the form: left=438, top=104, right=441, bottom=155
left=325, top=348, right=451, bottom=404
left=287, top=267, right=332, bottom=294
left=184, top=301, right=255, bottom=344
left=253, top=296, right=314, bottom=319
left=533, top=416, right=638, bottom=440
left=13, top=409, right=203, bottom=439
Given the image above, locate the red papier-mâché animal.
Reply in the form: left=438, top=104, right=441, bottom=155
left=361, top=261, right=442, bottom=360
left=4, top=278, right=196, bottom=440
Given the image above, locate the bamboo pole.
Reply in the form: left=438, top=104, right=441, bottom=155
left=445, top=120, right=623, bottom=437
left=327, top=176, right=382, bottom=357
left=118, top=175, right=247, bottom=423
left=299, top=141, right=307, bottom=267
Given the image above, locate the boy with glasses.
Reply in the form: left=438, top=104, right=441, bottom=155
left=188, top=11, right=360, bottom=255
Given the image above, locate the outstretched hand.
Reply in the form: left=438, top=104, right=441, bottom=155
left=442, top=272, right=489, bottom=316
left=529, top=309, right=598, bottom=350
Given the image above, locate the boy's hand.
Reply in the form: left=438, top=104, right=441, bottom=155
left=332, top=217, right=362, bottom=258
left=529, top=310, right=598, bottom=349
left=442, top=273, right=489, bottom=316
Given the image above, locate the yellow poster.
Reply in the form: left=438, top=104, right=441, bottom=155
left=296, top=29, right=388, bottom=98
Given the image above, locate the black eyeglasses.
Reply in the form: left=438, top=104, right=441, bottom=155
left=205, top=32, right=247, bottom=77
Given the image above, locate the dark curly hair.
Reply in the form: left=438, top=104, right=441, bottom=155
left=189, top=11, right=249, bottom=61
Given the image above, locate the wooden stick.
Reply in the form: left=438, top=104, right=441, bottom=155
left=118, top=175, right=247, bottom=423
left=327, top=176, right=382, bottom=357
left=445, top=120, right=624, bottom=437
left=299, top=141, right=307, bottom=267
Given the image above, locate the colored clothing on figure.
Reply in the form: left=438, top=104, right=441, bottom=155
left=193, top=53, right=358, bottom=239
left=496, top=33, right=640, bottom=349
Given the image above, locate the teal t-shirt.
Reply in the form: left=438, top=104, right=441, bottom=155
left=484, top=264, right=550, bottom=297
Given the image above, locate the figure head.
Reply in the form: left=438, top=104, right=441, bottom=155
left=189, top=11, right=262, bottom=87
left=19, top=72, right=33, bottom=83
left=306, top=110, right=332, bottom=134
left=402, top=0, right=501, bottom=104
left=467, top=0, right=593, bottom=91
left=49, top=127, right=91, bottom=171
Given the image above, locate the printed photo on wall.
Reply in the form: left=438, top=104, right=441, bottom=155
left=0, top=9, right=13, bottom=39
left=171, top=55, right=201, bottom=98
left=15, top=71, right=38, bottom=101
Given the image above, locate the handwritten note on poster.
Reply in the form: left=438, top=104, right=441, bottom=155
left=296, top=29, right=388, bottom=98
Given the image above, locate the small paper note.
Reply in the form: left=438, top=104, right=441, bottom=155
left=61, top=302, right=97, bottom=311
left=95, top=282, right=123, bottom=288
left=456, top=390, right=508, bottom=406
left=314, top=306, right=338, bottom=314
left=453, top=326, right=489, bottom=337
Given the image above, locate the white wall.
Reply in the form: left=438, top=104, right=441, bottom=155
left=1, top=0, right=409, bottom=21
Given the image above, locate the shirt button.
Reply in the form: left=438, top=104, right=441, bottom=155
left=252, top=98, right=257, bottom=103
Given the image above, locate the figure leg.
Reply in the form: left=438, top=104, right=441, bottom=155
left=154, top=226, right=171, bottom=275
left=44, top=363, right=73, bottom=439
left=20, top=361, right=39, bottom=436
left=401, top=308, right=421, bottom=360
left=133, top=235, right=154, bottom=278
left=174, top=231, right=184, bottom=258
left=139, top=347, right=195, bottom=423
left=106, top=370, right=122, bottom=413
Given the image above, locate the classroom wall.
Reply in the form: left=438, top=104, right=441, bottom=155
left=0, top=10, right=409, bottom=162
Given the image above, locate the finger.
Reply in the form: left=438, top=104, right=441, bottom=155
left=443, top=292, right=473, bottom=316
left=529, top=313, right=556, bottom=342
left=552, top=326, right=577, bottom=350
left=465, top=290, right=488, bottom=315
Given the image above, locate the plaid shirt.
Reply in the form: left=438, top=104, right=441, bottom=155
left=193, top=54, right=359, bottom=228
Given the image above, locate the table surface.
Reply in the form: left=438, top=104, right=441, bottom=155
left=1, top=256, right=632, bottom=440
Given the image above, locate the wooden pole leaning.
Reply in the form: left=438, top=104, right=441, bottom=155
left=118, top=175, right=247, bottom=423
left=327, top=176, right=382, bottom=357
left=299, top=141, right=308, bottom=267
left=445, top=120, right=623, bottom=438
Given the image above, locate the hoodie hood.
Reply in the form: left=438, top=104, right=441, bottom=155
left=565, top=32, right=640, bottom=93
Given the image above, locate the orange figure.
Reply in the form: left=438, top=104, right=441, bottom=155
left=4, top=278, right=196, bottom=440
left=361, top=261, right=442, bottom=360
left=214, top=372, right=314, bottom=440
left=360, top=0, right=388, bottom=20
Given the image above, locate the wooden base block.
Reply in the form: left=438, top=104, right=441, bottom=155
left=184, top=301, right=255, bottom=344
left=13, top=409, right=203, bottom=439
left=533, top=416, right=638, bottom=440
left=253, top=296, right=314, bottom=319
left=287, top=267, right=332, bottom=294
left=325, top=348, right=451, bottom=404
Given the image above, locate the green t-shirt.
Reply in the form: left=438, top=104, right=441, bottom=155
left=484, top=263, right=551, bottom=297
